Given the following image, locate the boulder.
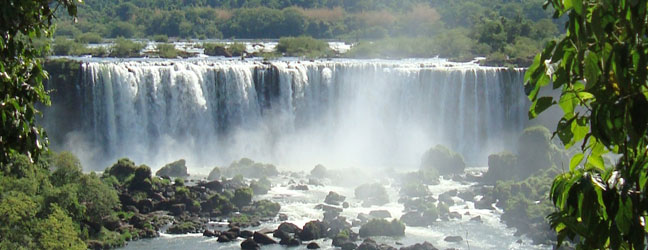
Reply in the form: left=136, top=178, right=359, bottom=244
left=324, top=191, right=346, bottom=205
left=199, top=180, right=223, bottom=192
left=273, top=229, right=291, bottom=241
left=240, top=230, right=254, bottom=238
left=217, top=234, right=231, bottom=242
left=290, top=184, right=309, bottom=191
left=253, top=231, right=277, bottom=244
left=399, top=242, right=438, bottom=250
left=444, top=236, right=463, bottom=242
left=420, top=145, right=465, bottom=175
left=359, top=219, right=405, bottom=237
left=474, top=197, right=495, bottom=210
left=342, top=241, right=358, bottom=250
left=241, top=239, right=260, bottom=250
left=369, top=210, right=392, bottom=219
left=300, top=220, right=328, bottom=241
left=207, top=166, right=221, bottom=181
left=307, top=242, right=321, bottom=249
left=278, top=213, right=288, bottom=221
left=279, top=237, right=301, bottom=247
left=250, top=177, right=271, bottom=195
left=278, top=222, right=301, bottom=234
left=156, top=159, right=189, bottom=177
left=355, top=183, right=389, bottom=206
left=170, top=204, right=186, bottom=216
left=310, top=164, right=328, bottom=178
left=483, top=152, right=518, bottom=183
left=203, top=229, right=218, bottom=237
left=400, top=212, right=430, bottom=227
left=223, top=158, right=279, bottom=178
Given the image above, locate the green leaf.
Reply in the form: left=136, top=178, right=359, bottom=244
left=570, top=153, right=585, bottom=171
left=559, top=91, right=577, bottom=119
left=529, top=96, right=555, bottom=118
left=565, top=0, right=584, bottom=15
left=584, top=52, right=601, bottom=87
left=615, top=197, right=633, bottom=235
left=586, top=155, right=605, bottom=171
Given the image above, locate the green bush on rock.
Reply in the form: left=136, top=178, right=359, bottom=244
left=354, top=183, right=389, bottom=206
left=359, top=219, right=405, bottom=237
left=232, top=187, right=253, bottom=208
left=420, top=145, right=465, bottom=175
left=223, top=158, right=278, bottom=179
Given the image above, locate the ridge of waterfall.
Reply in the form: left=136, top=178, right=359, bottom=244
left=44, top=59, right=528, bottom=171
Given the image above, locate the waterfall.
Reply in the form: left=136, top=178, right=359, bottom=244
left=44, top=59, right=528, bottom=171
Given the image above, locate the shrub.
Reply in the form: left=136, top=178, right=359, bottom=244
left=109, top=37, right=143, bottom=57
left=276, top=36, right=331, bottom=58
left=354, top=183, right=389, bottom=206
left=52, top=37, right=88, bottom=56
left=152, top=34, right=169, bottom=43
left=75, top=32, right=103, bottom=44
left=156, top=43, right=178, bottom=58
left=228, top=42, right=247, bottom=56
left=203, top=43, right=231, bottom=57
left=232, top=187, right=253, bottom=208
left=420, top=144, right=465, bottom=175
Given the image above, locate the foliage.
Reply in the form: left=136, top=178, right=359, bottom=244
left=223, top=158, right=278, bottom=178
left=109, top=37, right=144, bottom=57
left=420, top=144, right=465, bottom=176
left=354, top=183, right=389, bottom=206
left=250, top=177, right=271, bottom=195
left=358, top=219, right=406, bottom=237
left=156, top=43, right=178, bottom=58
left=276, top=36, right=332, bottom=58
left=232, top=187, right=253, bottom=208
left=75, top=32, right=103, bottom=44
left=525, top=0, right=648, bottom=248
left=0, top=0, right=78, bottom=165
left=38, top=205, right=86, bottom=250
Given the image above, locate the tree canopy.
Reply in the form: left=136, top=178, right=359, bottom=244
left=526, top=0, right=648, bottom=248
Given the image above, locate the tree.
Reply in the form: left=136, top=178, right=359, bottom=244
left=0, top=0, right=78, bottom=166
left=526, top=0, right=648, bottom=248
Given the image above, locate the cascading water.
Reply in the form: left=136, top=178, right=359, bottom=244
left=43, top=58, right=528, bottom=171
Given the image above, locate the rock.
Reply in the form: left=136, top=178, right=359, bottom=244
left=517, top=126, right=559, bottom=179
left=448, top=212, right=462, bottom=220
left=357, top=213, right=371, bottom=223
left=516, top=239, right=523, bottom=244
left=170, top=203, right=186, bottom=216
left=359, top=219, right=405, bottom=237
left=355, top=183, right=389, bottom=206
left=315, top=204, right=343, bottom=213
left=167, top=220, right=202, bottom=234
left=156, top=159, right=189, bottom=177
left=400, top=212, right=429, bottom=227
left=324, top=191, right=346, bottom=205
left=399, top=242, right=438, bottom=250
left=203, top=229, right=218, bottom=237
left=420, top=145, right=465, bottom=175
left=470, top=216, right=483, bottom=223
left=207, top=166, right=221, bottom=181
left=457, top=190, right=475, bottom=202
left=136, top=199, right=153, bottom=214
left=474, top=197, right=495, bottom=210
left=278, top=222, right=302, bottom=234
left=357, top=238, right=378, bottom=250
left=257, top=228, right=274, bottom=234
left=437, top=193, right=455, bottom=206
left=369, top=210, right=392, bottom=219
left=253, top=231, right=277, bottom=244
left=290, top=184, right=309, bottom=191
left=240, top=230, right=254, bottom=238
left=232, top=187, right=253, bottom=208
left=241, top=238, right=260, bottom=250
left=307, top=242, right=320, bottom=249
left=223, top=229, right=239, bottom=239
left=342, top=202, right=350, bottom=208
left=223, top=158, right=279, bottom=178
left=309, top=178, right=323, bottom=186
left=279, top=237, right=301, bottom=247
left=199, top=180, right=223, bottom=192
left=342, top=241, right=358, bottom=250
left=324, top=209, right=340, bottom=222
left=278, top=213, right=288, bottom=221
left=273, top=229, right=291, bottom=241
left=250, top=177, right=271, bottom=195
left=483, top=152, right=518, bottom=183
left=300, top=220, right=328, bottom=241
left=399, top=182, right=430, bottom=198
left=444, top=236, right=463, bottom=242
left=310, top=164, right=328, bottom=178
left=326, top=217, right=352, bottom=238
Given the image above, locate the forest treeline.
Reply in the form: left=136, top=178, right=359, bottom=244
left=54, top=0, right=562, bottom=64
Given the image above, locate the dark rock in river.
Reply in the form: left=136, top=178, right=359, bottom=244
left=198, top=180, right=223, bottom=192
left=290, top=184, right=309, bottom=191
left=156, top=159, right=189, bottom=177
left=202, top=229, right=218, bottom=237
left=300, top=220, right=328, bottom=241
left=359, top=219, right=405, bottom=237
left=207, top=166, right=221, bottom=181
left=324, top=191, right=346, bottom=205
left=240, top=230, right=254, bottom=238
left=444, top=236, right=463, bottom=242
left=399, top=242, right=438, bottom=250
left=483, top=151, right=518, bottom=183
left=253, top=231, right=277, bottom=244
left=369, top=210, right=392, bottom=219
left=278, top=222, right=302, bottom=234
left=278, top=213, right=288, bottom=221
left=307, top=242, right=321, bottom=249
left=241, top=238, right=260, bottom=250
left=474, top=197, right=495, bottom=210
left=279, top=237, right=301, bottom=247
left=273, top=229, right=291, bottom=241
left=310, top=164, right=328, bottom=178
left=341, top=241, right=358, bottom=250
left=357, top=238, right=398, bottom=250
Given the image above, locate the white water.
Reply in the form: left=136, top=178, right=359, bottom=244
left=45, top=58, right=527, bottom=172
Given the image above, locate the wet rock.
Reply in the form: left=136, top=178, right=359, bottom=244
left=253, top=231, right=277, bottom=244
left=324, top=191, right=346, bottom=205
left=156, top=159, right=189, bottom=177
left=278, top=222, right=302, bottom=234
left=290, top=184, right=309, bottom=191
left=343, top=202, right=350, bottom=208
left=324, top=209, right=341, bottom=222
left=198, top=180, right=223, bottom=192
left=355, top=183, right=389, bottom=206
left=444, top=236, right=463, bottom=242
left=474, top=197, right=495, bottom=210
left=342, top=241, right=358, bottom=250
left=217, top=234, right=231, bottom=242
left=222, top=230, right=238, bottom=240
left=170, top=203, right=186, bottom=216
left=207, top=166, right=221, bottom=181
left=359, top=219, right=405, bottom=237
left=470, top=216, right=483, bottom=223
left=278, top=213, right=289, bottom=221
left=309, top=178, right=323, bottom=186
left=400, top=211, right=432, bottom=227
left=457, top=190, right=475, bottom=202
left=437, top=193, right=455, bottom=206
left=203, top=229, right=218, bottom=237
left=420, top=145, right=465, bottom=175
left=279, top=237, right=301, bottom=247
left=369, top=210, right=392, bottom=219
left=399, top=241, right=439, bottom=250
left=307, top=242, right=321, bottom=249
left=136, top=199, right=153, bottom=214
left=310, top=164, right=328, bottom=178
left=300, top=220, right=328, bottom=241
left=240, top=230, right=254, bottom=238
left=448, top=212, right=462, bottom=220
left=273, top=229, right=290, bottom=241
left=241, top=238, right=260, bottom=250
